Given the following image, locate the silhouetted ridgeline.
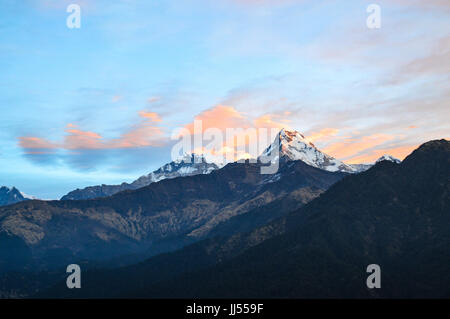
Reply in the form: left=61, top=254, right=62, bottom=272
left=38, top=139, right=450, bottom=298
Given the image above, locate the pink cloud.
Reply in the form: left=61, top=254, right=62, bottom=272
left=19, top=111, right=164, bottom=152
left=19, top=137, right=58, bottom=150
left=323, top=134, right=396, bottom=161
left=307, top=128, right=339, bottom=143
left=139, top=111, right=162, bottom=122
left=346, top=144, right=418, bottom=164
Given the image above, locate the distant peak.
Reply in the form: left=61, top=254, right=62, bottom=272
left=175, top=153, right=207, bottom=163
left=0, top=186, right=18, bottom=192
left=278, top=129, right=316, bottom=148
left=260, top=128, right=355, bottom=173
left=376, top=154, right=401, bottom=164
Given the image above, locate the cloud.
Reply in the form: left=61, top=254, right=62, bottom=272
left=176, top=105, right=292, bottom=162
left=19, top=111, right=165, bottom=153
left=383, top=35, right=450, bottom=85
left=323, top=134, right=396, bottom=161
left=345, top=144, right=418, bottom=164
left=147, top=96, right=160, bottom=104
left=183, top=105, right=251, bottom=134
left=64, top=128, right=103, bottom=149
left=254, top=112, right=291, bottom=130
left=181, top=105, right=292, bottom=134
left=307, top=128, right=339, bottom=143
left=138, top=111, right=162, bottom=122
left=19, top=137, right=58, bottom=150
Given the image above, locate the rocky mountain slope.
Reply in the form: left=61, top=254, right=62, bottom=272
left=60, top=129, right=398, bottom=201
left=0, top=187, right=30, bottom=207
left=0, top=158, right=346, bottom=274
left=60, top=154, right=219, bottom=200
left=259, top=129, right=356, bottom=172
left=42, top=139, right=450, bottom=298
left=123, top=139, right=448, bottom=298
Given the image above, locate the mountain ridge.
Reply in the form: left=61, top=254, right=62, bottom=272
left=0, top=157, right=346, bottom=275
left=60, top=154, right=219, bottom=200
left=0, top=187, right=30, bottom=207
left=59, top=128, right=403, bottom=200
left=36, top=139, right=449, bottom=298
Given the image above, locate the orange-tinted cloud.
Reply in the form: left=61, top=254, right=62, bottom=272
left=139, top=111, right=162, bottom=122
left=346, top=145, right=419, bottom=164
left=183, top=105, right=291, bottom=135
left=112, top=125, right=164, bottom=148
left=307, top=128, right=339, bottom=143
left=323, top=134, right=395, bottom=161
left=19, top=137, right=58, bottom=150
left=183, top=105, right=250, bottom=135
left=178, top=105, right=291, bottom=162
left=19, top=111, right=164, bottom=153
left=65, top=127, right=103, bottom=150
left=254, top=113, right=291, bottom=130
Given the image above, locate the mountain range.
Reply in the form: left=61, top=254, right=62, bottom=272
left=38, top=139, right=450, bottom=298
left=60, top=154, right=219, bottom=200
left=0, top=131, right=349, bottom=275
left=2, top=129, right=437, bottom=299
left=59, top=129, right=399, bottom=201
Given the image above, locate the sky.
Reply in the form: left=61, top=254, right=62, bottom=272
left=0, top=0, right=449, bottom=199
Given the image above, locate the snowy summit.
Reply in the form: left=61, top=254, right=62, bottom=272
left=259, top=129, right=355, bottom=173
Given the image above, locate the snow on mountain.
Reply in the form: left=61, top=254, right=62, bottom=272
left=348, top=154, right=401, bottom=173
left=259, top=129, right=356, bottom=173
left=61, top=154, right=220, bottom=200
left=375, top=154, right=401, bottom=164
left=130, top=153, right=220, bottom=188
left=19, top=191, right=37, bottom=200
left=348, top=163, right=373, bottom=173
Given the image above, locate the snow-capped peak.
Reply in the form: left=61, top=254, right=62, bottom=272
left=376, top=154, right=401, bottom=164
left=174, top=153, right=210, bottom=165
left=130, top=153, right=220, bottom=188
left=259, top=128, right=355, bottom=173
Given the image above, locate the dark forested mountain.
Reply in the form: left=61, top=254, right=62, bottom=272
left=61, top=154, right=219, bottom=200
left=0, top=187, right=29, bottom=207
left=0, top=157, right=345, bottom=278
left=40, top=139, right=450, bottom=298
left=349, top=154, right=401, bottom=173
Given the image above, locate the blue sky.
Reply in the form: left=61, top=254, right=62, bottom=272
left=0, top=0, right=449, bottom=199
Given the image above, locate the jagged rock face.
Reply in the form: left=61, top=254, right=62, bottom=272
left=259, top=129, right=404, bottom=174
left=259, top=129, right=355, bottom=173
left=60, top=129, right=402, bottom=202
left=131, top=154, right=219, bottom=188
left=60, top=154, right=219, bottom=200
left=0, top=159, right=346, bottom=273
left=0, top=187, right=28, bottom=207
